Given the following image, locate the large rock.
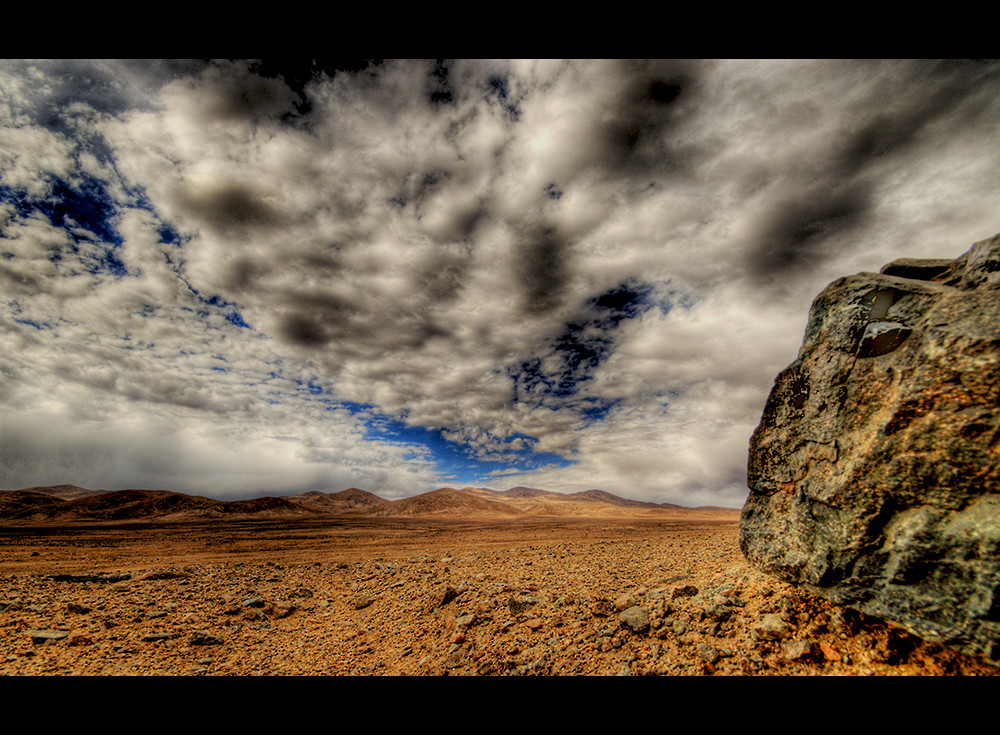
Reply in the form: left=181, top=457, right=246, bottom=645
left=740, top=233, right=1000, bottom=665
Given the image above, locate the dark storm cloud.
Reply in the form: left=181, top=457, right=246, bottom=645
left=483, top=59, right=709, bottom=202
left=516, top=223, right=570, bottom=314
left=746, top=184, right=873, bottom=278
left=411, top=247, right=470, bottom=302
left=834, top=59, right=1000, bottom=176
left=592, top=59, right=703, bottom=176
left=741, top=60, right=1000, bottom=282
left=173, top=180, right=288, bottom=237
left=279, top=311, right=335, bottom=347
left=197, top=64, right=302, bottom=123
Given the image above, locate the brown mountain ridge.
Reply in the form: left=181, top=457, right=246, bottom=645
left=0, top=484, right=738, bottom=524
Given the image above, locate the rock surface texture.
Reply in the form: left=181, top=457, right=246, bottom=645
left=741, top=234, right=1000, bottom=666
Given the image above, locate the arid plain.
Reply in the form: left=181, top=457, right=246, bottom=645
left=1, top=485, right=996, bottom=676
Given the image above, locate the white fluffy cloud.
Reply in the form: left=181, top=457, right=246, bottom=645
left=1, top=59, right=998, bottom=506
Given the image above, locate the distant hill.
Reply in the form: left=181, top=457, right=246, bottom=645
left=0, top=484, right=740, bottom=524
left=14, top=484, right=107, bottom=500
left=365, top=487, right=525, bottom=518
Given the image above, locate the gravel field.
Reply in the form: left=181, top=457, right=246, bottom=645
left=1, top=517, right=996, bottom=676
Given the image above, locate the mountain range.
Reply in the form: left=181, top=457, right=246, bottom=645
left=0, top=484, right=740, bottom=524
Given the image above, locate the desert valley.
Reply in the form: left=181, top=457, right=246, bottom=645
left=1, top=484, right=996, bottom=676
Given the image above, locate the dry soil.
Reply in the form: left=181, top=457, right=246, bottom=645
left=1, top=516, right=996, bottom=676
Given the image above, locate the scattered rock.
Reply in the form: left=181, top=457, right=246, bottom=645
left=140, top=570, right=191, bottom=581
left=619, top=606, right=650, bottom=634
left=352, top=593, right=375, bottom=610
left=508, top=595, right=536, bottom=615
left=818, top=641, right=842, bottom=662
left=751, top=613, right=793, bottom=641
left=273, top=601, right=297, bottom=619
left=1, top=517, right=994, bottom=676
left=741, top=234, right=1000, bottom=666
left=49, top=573, right=131, bottom=583
left=590, top=598, right=613, bottom=617
left=25, top=630, right=68, bottom=644
left=696, top=643, right=720, bottom=664
left=435, top=585, right=460, bottom=608
left=614, top=592, right=639, bottom=611
left=672, top=584, right=699, bottom=599
left=188, top=632, right=224, bottom=646
left=781, top=640, right=817, bottom=662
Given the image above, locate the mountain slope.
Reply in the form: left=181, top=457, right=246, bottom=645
left=1, top=484, right=740, bottom=523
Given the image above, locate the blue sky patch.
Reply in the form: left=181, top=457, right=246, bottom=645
left=341, top=400, right=571, bottom=484
left=510, top=281, right=653, bottom=417
left=0, top=175, right=129, bottom=277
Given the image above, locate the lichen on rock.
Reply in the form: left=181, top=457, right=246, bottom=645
left=740, top=233, right=1000, bottom=665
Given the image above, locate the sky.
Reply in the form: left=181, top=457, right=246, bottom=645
left=1, top=59, right=998, bottom=508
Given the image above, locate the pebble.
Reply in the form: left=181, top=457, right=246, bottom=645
left=25, top=630, right=68, bottom=643
left=188, top=632, right=224, bottom=646
left=619, top=606, right=650, bottom=633
left=752, top=613, right=794, bottom=640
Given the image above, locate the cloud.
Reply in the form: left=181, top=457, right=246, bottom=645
left=1, top=59, right=998, bottom=505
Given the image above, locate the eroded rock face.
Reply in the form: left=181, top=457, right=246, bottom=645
left=740, top=233, right=1000, bottom=665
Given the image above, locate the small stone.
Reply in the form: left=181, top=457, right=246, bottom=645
left=781, top=639, right=817, bottom=661
left=672, top=584, right=699, bottom=599
left=619, top=606, right=650, bottom=634
left=819, top=641, right=842, bottom=662
left=752, top=613, right=793, bottom=640
left=508, top=595, right=535, bottom=615
left=273, top=601, right=297, bottom=619
left=353, top=593, right=375, bottom=610
left=614, top=592, right=638, bottom=611
left=696, top=643, right=720, bottom=664
left=188, top=632, right=224, bottom=646
left=26, top=630, right=68, bottom=644
left=590, top=598, right=613, bottom=617
left=436, top=585, right=460, bottom=607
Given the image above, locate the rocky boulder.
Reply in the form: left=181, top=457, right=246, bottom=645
left=740, top=233, right=1000, bottom=665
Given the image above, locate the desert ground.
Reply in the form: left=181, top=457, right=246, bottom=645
left=1, top=514, right=996, bottom=676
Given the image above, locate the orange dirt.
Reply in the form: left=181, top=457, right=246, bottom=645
left=0, top=516, right=995, bottom=676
